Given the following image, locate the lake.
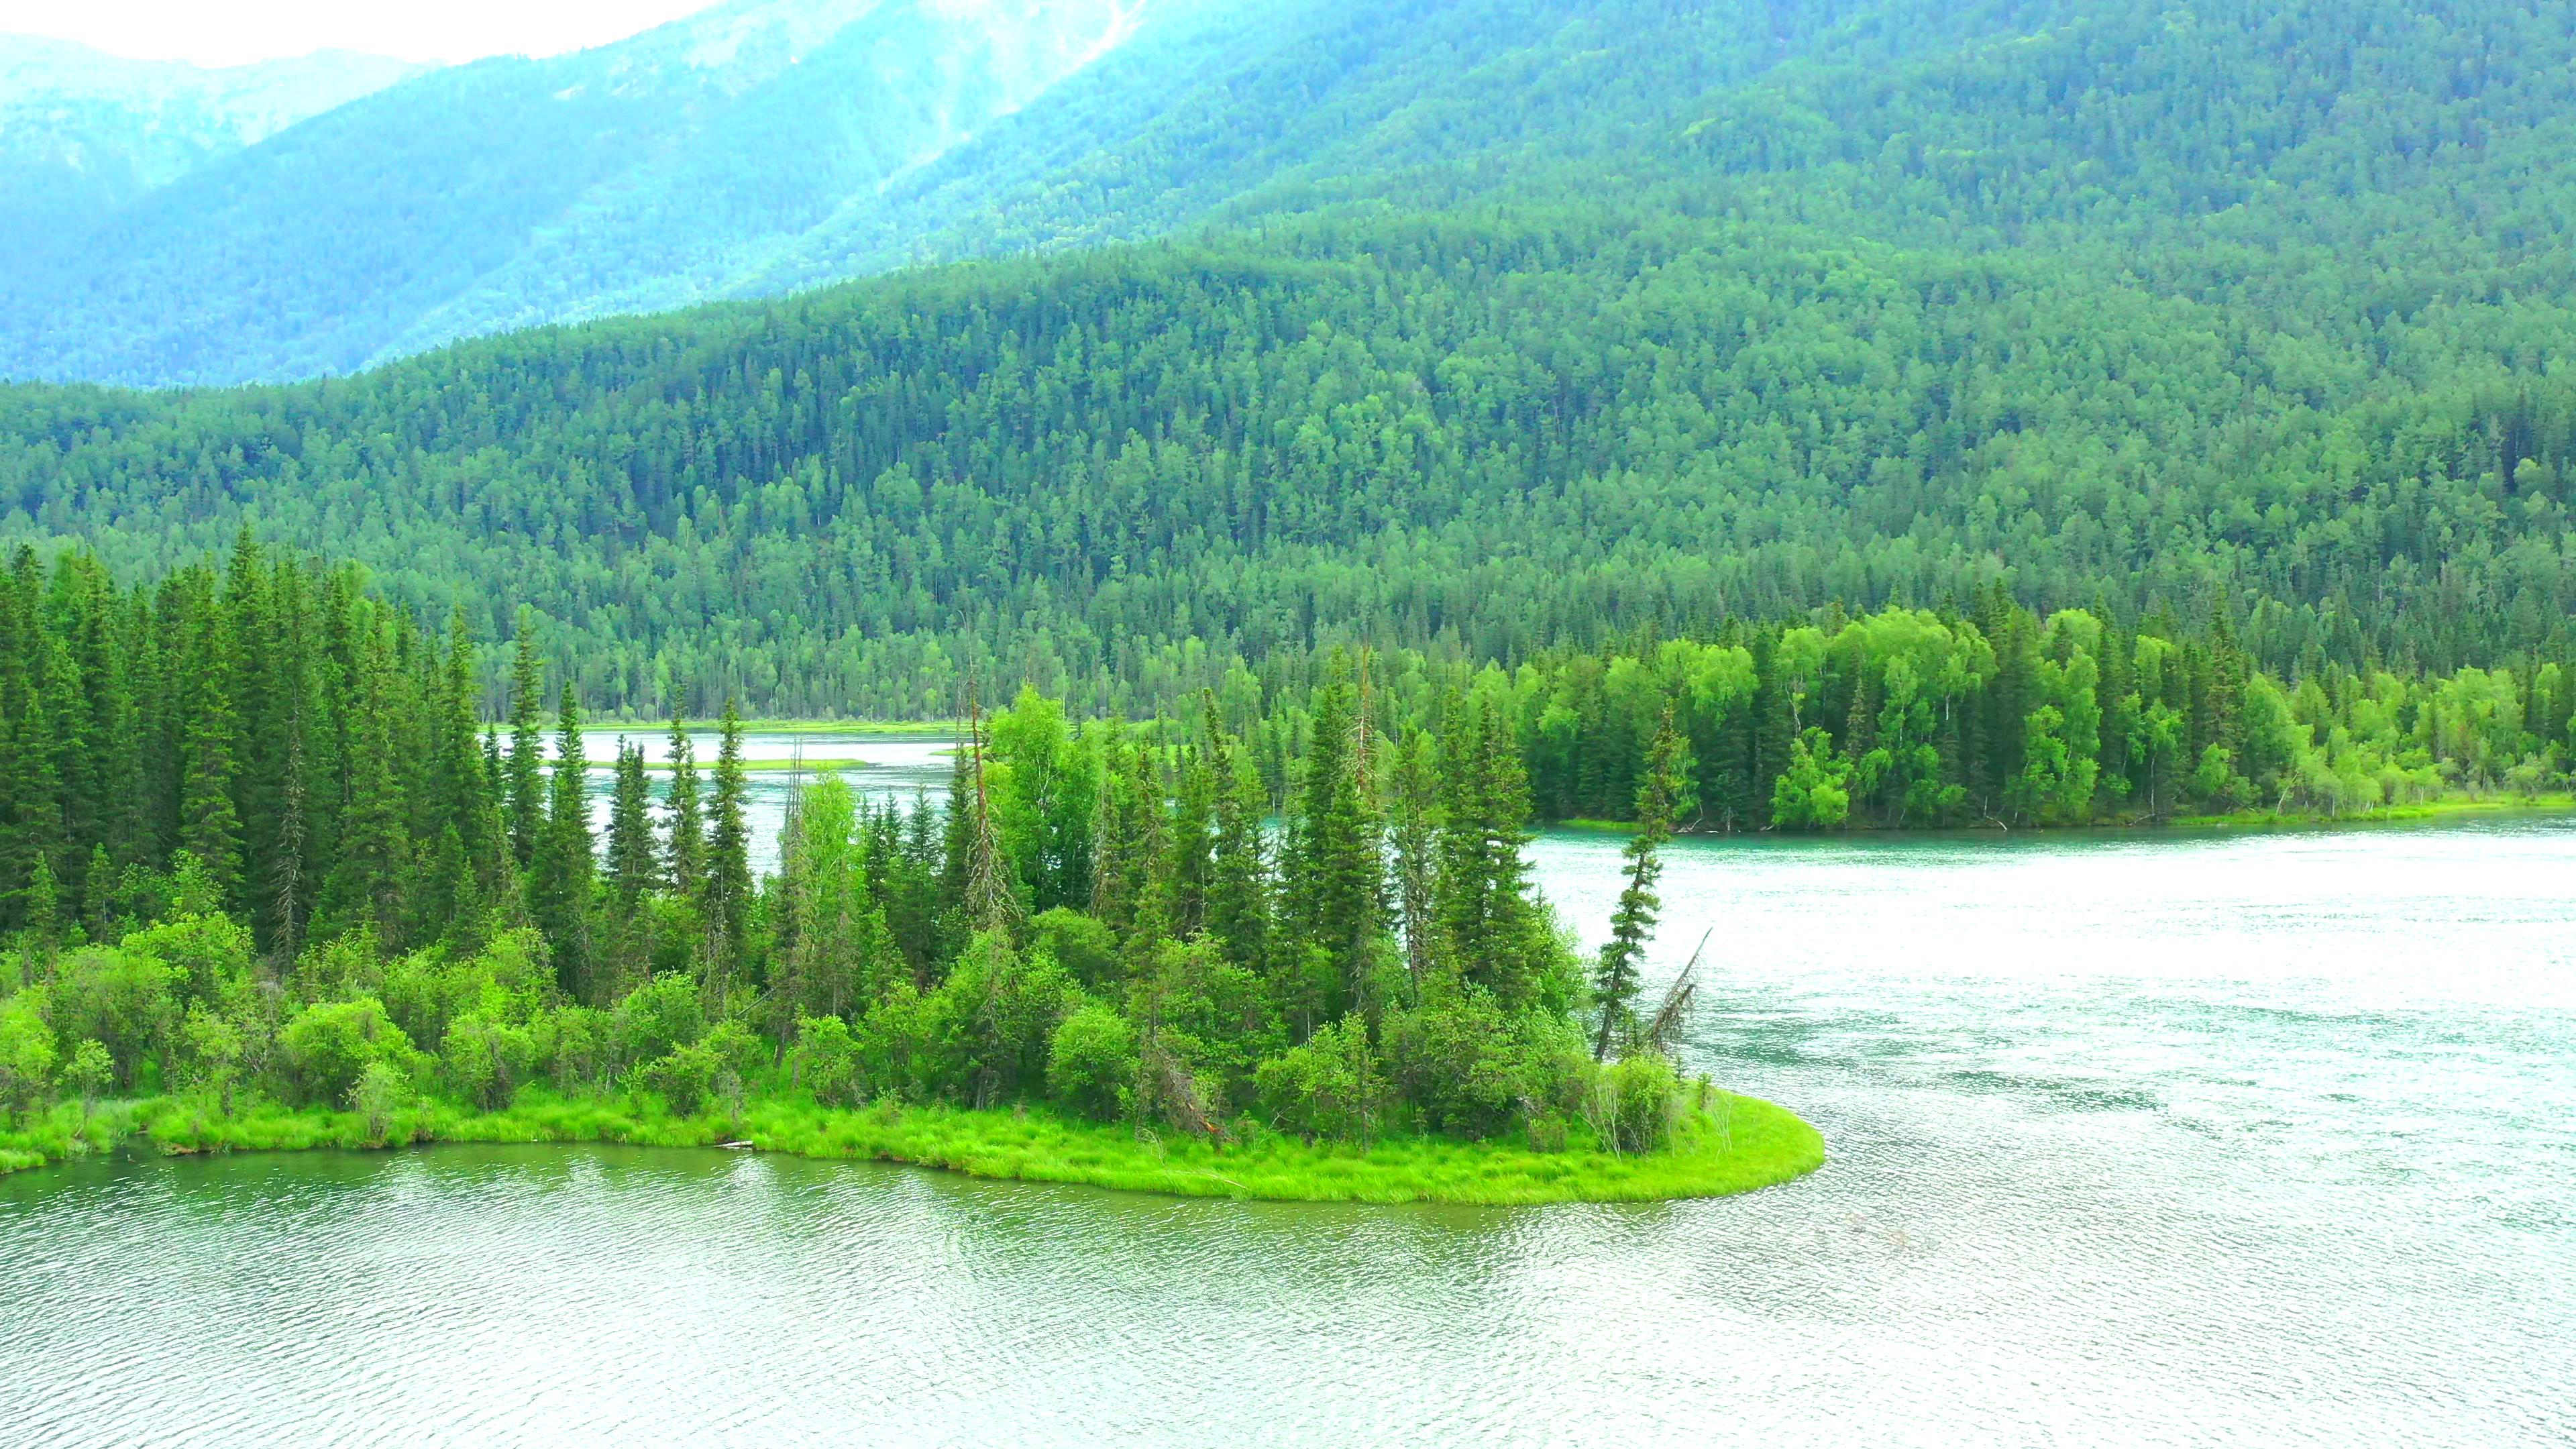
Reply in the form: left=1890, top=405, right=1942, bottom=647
left=3, top=771, right=2571, bottom=1445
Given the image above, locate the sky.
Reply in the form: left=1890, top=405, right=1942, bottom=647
left=0, top=0, right=724, bottom=68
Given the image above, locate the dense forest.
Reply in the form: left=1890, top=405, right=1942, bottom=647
left=3, top=0, right=2575, bottom=714
left=0, top=543, right=1715, bottom=1161
left=1, top=542, right=2569, bottom=1171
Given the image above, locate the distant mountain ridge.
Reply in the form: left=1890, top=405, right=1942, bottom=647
left=3, top=0, right=2571, bottom=395
left=0, top=0, right=1170, bottom=386
left=0, top=37, right=419, bottom=260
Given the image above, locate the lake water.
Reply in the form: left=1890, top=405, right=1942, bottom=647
left=3, top=796, right=2572, bottom=1445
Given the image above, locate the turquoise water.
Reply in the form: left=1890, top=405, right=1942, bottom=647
left=3, top=816, right=2572, bottom=1446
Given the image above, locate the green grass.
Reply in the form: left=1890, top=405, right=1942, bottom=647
left=635, top=757, right=881, bottom=773
left=3, top=1090, right=1825, bottom=1204
left=1543, top=793, right=2576, bottom=835
left=648, top=719, right=955, bottom=736
left=2167, top=793, right=2576, bottom=828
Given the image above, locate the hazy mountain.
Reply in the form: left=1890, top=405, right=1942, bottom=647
left=5, top=0, right=2571, bottom=712
left=0, top=0, right=1164, bottom=386
left=0, top=36, right=419, bottom=256
left=3, top=0, right=2567, bottom=394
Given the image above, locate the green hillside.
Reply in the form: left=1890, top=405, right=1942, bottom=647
left=1, top=0, right=2572, bottom=717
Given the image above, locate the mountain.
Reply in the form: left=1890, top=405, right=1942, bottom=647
left=1, top=0, right=2572, bottom=716
left=0, top=0, right=2067, bottom=387
left=0, top=36, right=419, bottom=260
left=0, top=0, right=1169, bottom=386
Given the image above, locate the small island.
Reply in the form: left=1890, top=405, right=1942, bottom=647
left=1, top=549, right=1821, bottom=1201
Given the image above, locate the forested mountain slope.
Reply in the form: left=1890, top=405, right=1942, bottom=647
left=25, top=0, right=2525, bottom=386
left=0, top=38, right=417, bottom=264
left=0, top=0, right=1159, bottom=386
left=1, top=0, right=2571, bottom=717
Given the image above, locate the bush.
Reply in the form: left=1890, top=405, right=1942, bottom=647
left=47, top=947, right=180, bottom=1091
left=853, top=980, right=962, bottom=1103
left=1044, top=1002, right=1136, bottom=1120
left=1592, top=1053, right=1682, bottom=1154
left=279, top=997, right=417, bottom=1108
left=439, top=1013, right=536, bottom=1111
left=118, top=914, right=254, bottom=1013
left=1254, top=1016, right=1385, bottom=1145
left=348, top=1061, right=412, bottom=1146
left=612, top=973, right=705, bottom=1071
left=790, top=1016, right=862, bottom=1106
left=1383, top=989, right=1591, bottom=1136
left=1028, top=908, right=1118, bottom=990
left=175, top=1003, right=246, bottom=1113
left=639, top=1021, right=761, bottom=1118
left=0, top=991, right=56, bottom=1116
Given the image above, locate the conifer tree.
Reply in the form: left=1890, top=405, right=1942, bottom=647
left=1205, top=725, right=1273, bottom=977
left=607, top=739, right=659, bottom=904
left=1595, top=713, right=1687, bottom=1061
left=320, top=619, right=409, bottom=949
left=702, top=700, right=752, bottom=1002
left=530, top=684, right=595, bottom=998
left=176, top=592, right=244, bottom=908
left=504, top=617, right=546, bottom=868
left=1166, top=735, right=1216, bottom=941
left=662, top=715, right=704, bottom=898
left=1436, top=695, right=1542, bottom=1006
left=1386, top=727, right=1441, bottom=992
left=1284, top=672, right=1385, bottom=1028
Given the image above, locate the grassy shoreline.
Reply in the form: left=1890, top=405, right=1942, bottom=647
left=1548, top=794, right=2576, bottom=836
left=1, top=1091, right=1823, bottom=1204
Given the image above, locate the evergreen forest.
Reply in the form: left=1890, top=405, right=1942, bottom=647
left=0, top=537, right=2569, bottom=1181
left=0, top=541, right=1730, bottom=1175
left=0, top=0, right=2573, bottom=719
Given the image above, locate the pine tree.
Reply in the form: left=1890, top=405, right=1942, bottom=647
left=702, top=699, right=752, bottom=1004
left=1205, top=725, right=1273, bottom=978
left=1595, top=713, right=1686, bottom=1060
left=529, top=684, right=596, bottom=999
left=1436, top=695, right=1542, bottom=1007
left=1283, top=670, right=1385, bottom=1029
left=662, top=715, right=704, bottom=898
left=504, top=617, right=546, bottom=869
left=1166, top=733, right=1217, bottom=941
left=176, top=590, right=244, bottom=908
left=319, top=618, right=409, bottom=950
left=606, top=739, right=660, bottom=903
left=1386, top=727, right=1441, bottom=992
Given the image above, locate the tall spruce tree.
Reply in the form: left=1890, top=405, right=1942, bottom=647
left=607, top=739, right=659, bottom=904
left=504, top=617, right=546, bottom=869
left=1595, top=714, right=1688, bottom=1061
left=702, top=700, right=752, bottom=1002
left=662, top=715, right=704, bottom=899
left=530, top=684, right=596, bottom=998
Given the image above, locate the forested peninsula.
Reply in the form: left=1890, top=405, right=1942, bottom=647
left=1, top=532, right=2568, bottom=1192
left=0, top=543, right=1830, bottom=1200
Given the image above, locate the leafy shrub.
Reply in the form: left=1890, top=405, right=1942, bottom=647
left=279, top=997, right=417, bottom=1108
left=638, top=1021, right=761, bottom=1118
left=612, top=973, right=705, bottom=1071
left=1254, top=1016, right=1385, bottom=1145
left=1593, top=1053, right=1682, bottom=1154
left=0, top=991, right=56, bottom=1116
left=1044, top=1002, right=1135, bottom=1120
left=348, top=1062, right=412, bottom=1146
left=1028, top=908, right=1118, bottom=990
left=46, top=947, right=180, bottom=1090
left=175, top=1003, right=246, bottom=1113
left=439, top=1013, right=537, bottom=1111
left=118, top=914, right=254, bottom=1014
left=790, top=1016, right=862, bottom=1106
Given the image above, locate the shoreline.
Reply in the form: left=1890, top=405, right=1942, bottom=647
left=3, top=1092, right=1825, bottom=1205
left=1550, top=794, right=2576, bottom=837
